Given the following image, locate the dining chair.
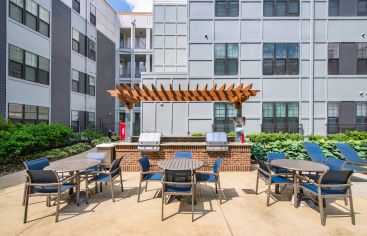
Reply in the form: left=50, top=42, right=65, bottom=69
left=174, top=151, right=193, bottom=159
left=161, top=169, right=196, bottom=221
left=87, top=157, right=124, bottom=202
left=267, top=152, right=291, bottom=174
left=297, top=170, right=355, bottom=226
left=137, top=157, right=163, bottom=202
left=196, top=157, right=223, bottom=203
left=255, top=157, right=293, bottom=206
left=81, top=152, right=106, bottom=194
left=24, top=170, right=76, bottom=223
left=22, top=158, right=50, bottom=206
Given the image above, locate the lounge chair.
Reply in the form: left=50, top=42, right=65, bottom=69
left=335, top=143, right=367, bottom=166
left=297, top=170, right=355, bottom=226
left=87, top=158, right=124, bottom=202
left=325, top=157, right=367, bottom=173
left=24, top=170, right=76, bottom=223
left=137, top=157, right=163, bottom=202
left=196, top=157, right=223, bottom=204
left=303, top=143, right=328, bottom=163
left=255, top=157, right=293, bottom=206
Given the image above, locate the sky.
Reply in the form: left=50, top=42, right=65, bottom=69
left=107, top=0, right=153, bottom=12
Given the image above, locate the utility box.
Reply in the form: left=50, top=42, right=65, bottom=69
left=96, top=143, right=116, bottom=166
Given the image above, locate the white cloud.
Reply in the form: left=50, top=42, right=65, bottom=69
left=125, top=0, right=153, bottom=12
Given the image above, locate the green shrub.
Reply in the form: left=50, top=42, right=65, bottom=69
left=328, top=131, right=367, bottom=142
left=81, top=129, right=104, bottom=140
left=247, top=132, right=303, bottom=144
left=91, top=137, right=111, bottom=146
left=227, top=131, right=236, bottom=137
left=191, top=132, right=205, bottom=137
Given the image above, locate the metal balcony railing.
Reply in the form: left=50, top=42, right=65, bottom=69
left=261, top=123, right=303, bottom=134
left=135, top=67, right=146, bottom=78
left=327, top=123, right=367, bottom=134
left=119, top=68, right=131, bottom=78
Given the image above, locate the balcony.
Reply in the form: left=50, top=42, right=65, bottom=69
left=261, top=123, right=303, bottom=134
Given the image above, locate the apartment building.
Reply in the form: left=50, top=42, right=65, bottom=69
left=140, top=0, right=367, bottom=136
left=1, top=0, right=117, bottom=133
left=115, top=12, right=152, bottom=137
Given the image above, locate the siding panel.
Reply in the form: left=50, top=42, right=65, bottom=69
left=0, top=0, right=6, bottom=118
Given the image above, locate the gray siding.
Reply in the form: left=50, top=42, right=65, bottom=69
left=96, top=31, right=115, bottom=133
left=51, top=0, right=71, bottom=125
left=0, top=0, right=6, bottom=118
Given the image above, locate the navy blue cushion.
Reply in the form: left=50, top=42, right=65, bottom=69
left=165, top=184, right=192, bottom=192
left=174, top=152, right=192, bottom=159
left=301, top=183, right=347, bottom=195
left=32, top=184, right=74, bottom=193
left=89, top=173, right=111, bottom=182
left=271, top=176, right=292, bottom=184
left=196, top=173, right=217, bottom=182
left=138, top=157, right=150, bottom=172
left=271, top=167, right=290, bottom=174
left=144, top=173, right=163, bottom=181
left=24, top=157, right=49, bottom=170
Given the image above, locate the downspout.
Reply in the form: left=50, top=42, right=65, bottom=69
left=309, top=0, right=315, bottom=135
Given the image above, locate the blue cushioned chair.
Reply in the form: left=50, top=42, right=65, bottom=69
left=174, top=151, right=193, bottom=159
left=161, top=169, right=196, bottom=221
left=81, top=152, right=106, bottom=196
left=22, top=158, right=50, bottom=206
left=267, top=152, right=291, bottom=174
left=255, top=157, right=293, bottom=206
left=325, top=157, right=367, bottom=172
left=196, top=157, right=223, bottom=203
left=23, top=170, right=76, bottom=223
left=88, top=158, right=123, bottom=202
left=137, top=157, right=163, bottom=202
left=335, top=143, right=367, bottom=166
left=297, top=170, right=355, bottom=226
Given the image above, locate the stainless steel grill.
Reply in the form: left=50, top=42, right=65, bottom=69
left=137, top=132, right=162, bottom=152
left=206, top=132, right=228, bottom=152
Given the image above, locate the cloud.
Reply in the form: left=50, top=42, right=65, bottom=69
left=125, top=0, right=153, bottom=12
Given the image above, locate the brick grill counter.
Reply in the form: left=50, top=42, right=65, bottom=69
left=115, top=142, right=252, bottom=172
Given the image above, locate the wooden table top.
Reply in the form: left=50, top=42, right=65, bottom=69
left=44, top=159, right=101, bottom=172
left=158, top=159, right=203, bottom=171
left=271, top=159, right=329, bottom=172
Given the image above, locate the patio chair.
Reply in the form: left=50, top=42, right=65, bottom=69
left=267, top=152, right=290, bottom=174
left=161, top=169, right=196, bottom=221
left=297, top=170, right=355, bottom=226
left=137, top=157, right=163, bottom=202
left=325, top=157, right=367, bottom=173
left=196, top=157, right=223, bottom=204
left=22, top=158, right=50, bottom=206
left=81, top=152, right=106, bottom=195
left=174, top=151, right=193, bottom=159
left=255, top=157, right=293, bottom=206
left=303, top=143, right=328, bottom=163
left=335, top=143, right=367, bottom=166
left=88, top=157, right=124, bottom=202
left=23, top=170, right=76, bottom=223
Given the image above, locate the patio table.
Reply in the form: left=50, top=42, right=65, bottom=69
left=271, top=159, right=329, bottom=208
left=44, top=159, right=101, bottom=205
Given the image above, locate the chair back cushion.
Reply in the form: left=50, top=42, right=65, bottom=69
left=303, top=143, right=327, bottom=163
left=166, top=169, right=192, bottom=183
left=174, top=152, right=192, bottom=159
left=267, top=152, right=286, bottom=162
left=255, top=157, right=271, bottom=178
left=335, top=143, right=362, bottom=163
left=321, top=170, right=353, bottom=185
left=26, top=170, right=58, bottom=184
left=138, top=157, right=150, bottom=172
left=23, top=157, right=49, bottom=170
left=325, top=157, right=346, bottom=171
left=110, top=158, right=123, bottom=177
left=213, top=157, right=222, bottom=173
left=87, top=152, right=106, bottom=163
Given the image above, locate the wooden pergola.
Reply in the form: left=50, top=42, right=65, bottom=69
left=108, top=83, right=260, bottom=109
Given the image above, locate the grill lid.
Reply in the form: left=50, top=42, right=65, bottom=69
left=206, top=132, right=228, bottom=152
left=138, top=132, right=161, bottom=152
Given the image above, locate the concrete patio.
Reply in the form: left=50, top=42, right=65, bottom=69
left=0, top=150, right=367, bottom=236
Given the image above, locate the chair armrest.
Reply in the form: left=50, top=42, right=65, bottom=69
left=27, top=182, right=63, bottom=187
left=60, top=175, right=77, bottom=184
left=195, top=171, right=219, bottom=176
left=141, top=171, right=163, bottom=175
left=297, top=174, right=317, bottom=184
left=162, top=181, right=195, bottom=186
left=319, top=183, right=352, bottom=188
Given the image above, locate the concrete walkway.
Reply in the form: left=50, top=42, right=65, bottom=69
left=0, top=150, right=367, bottom=235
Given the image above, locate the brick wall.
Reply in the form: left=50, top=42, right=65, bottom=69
left=115, top=143, right=251, bottom=172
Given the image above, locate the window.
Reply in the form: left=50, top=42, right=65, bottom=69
left=9, top=45, right=23, bottom=79
left=328, top=43, right=340, bottom=75
left=88, top=39, right=96, bottom=61
left=327, top=102, right=339, bottom=134
left=38, top=56, right=49, bottom=84
left=38, top=6, right=50, bottom=37
left=72, top=29, right=80, bottom=53
left=214, top=43, right=238, bottom=75
left=88, top=76, right=95, bottom=96
left=213, top=103, right=236, bottom=132
left=90, top=3, right=96, bottom=26
left=8, top=103, right=49, bottom=124
left=358, top=0, right=367, bottom=16
left=264, top=0, right=299, bottom=16
left=87, top=112, right=95, bottom=129
left=262, top=102, right=299, bottom=133
left=329, top=0, right=340, bottom=16
left=9, top=0, right=24, bottom=23
left=25, top=51, right=37, bottom=82
left=72, top=0, right=80, bottom=13
left=263, top=43, right=299, bottom=75
left=72, top=69, right=80, bottom=93
left=25, top=0, right=38, bottom=31
left=215, top=0, right=239, bottom=17
left=357, top=43, right=367, bottom=74
left=71, top=111, right=79, bottom=132
left=356, top=102, right=367, bottom=131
